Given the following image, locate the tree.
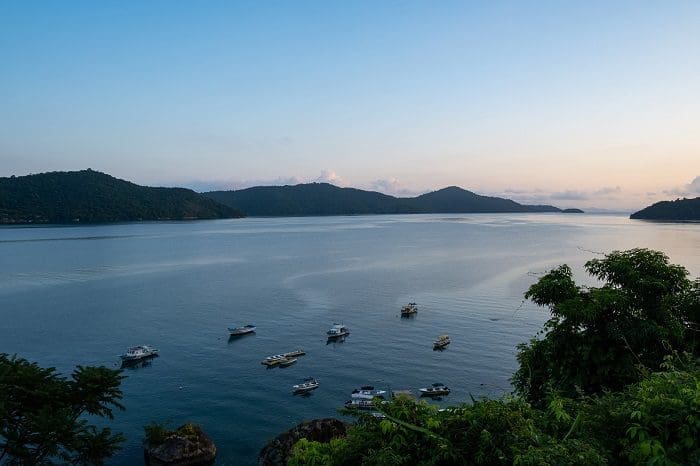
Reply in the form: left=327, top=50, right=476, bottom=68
left=0, top=354, right=125, bottom=465
left=513, top=248, right=699, bottom=406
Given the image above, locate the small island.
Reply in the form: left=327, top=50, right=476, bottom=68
left=630, top=197, right=700, bottom=221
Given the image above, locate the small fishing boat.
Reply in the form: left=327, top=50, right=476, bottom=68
left=279, top=357, right=297, bottom=367
left=293, top=377, right=319, bottom=394
left=420, top=383, right=451, bottom=397
left=261, top=349, right=307, bottom=366
left=120, top=345, right=159, bottom=365
left=351, top=386, right=387, bottom=400
left=401, top=302, right=418, bottom=316
left=228, top=324, right=256, bottom=336
left=344, top=399, right=376, bottom=410
left=433, top=334, right=450, bottom=349
left=327, top=323, right=350, bottom=339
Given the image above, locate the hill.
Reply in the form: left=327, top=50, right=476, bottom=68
left=630, top=197, right=700, bottom=221
left=205, top=183, right=570, bottom=216
left=0, top=170, right=244, bottom=224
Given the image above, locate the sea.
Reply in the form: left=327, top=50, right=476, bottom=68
left=1, top=213, right=699, bottom=465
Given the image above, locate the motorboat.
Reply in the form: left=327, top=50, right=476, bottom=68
left=120, top=345, right=159, bottom=365
left=351, top=386, right=387, bottom=400
left=344, top=399, right=376, bottom=410
left=420, top=383, right=451, bottom=397
left=327, top=323, right=350, bottom=339
left=433, top=335, right=451, bottom=349
left=261, top=349, right=306, bottom=366
left=293, top=377, right=319, bottom=394
left=279, top=358, right=297, bottom=367
left=228, top=324, right=256, bottom=336
left=401, top=302, right=418, bottom=316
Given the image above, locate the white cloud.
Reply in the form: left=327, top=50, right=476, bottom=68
left=662, top=176, right=700, bottom=197
left=312, top=169, right=345, bottom=186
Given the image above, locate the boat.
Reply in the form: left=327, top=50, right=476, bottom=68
left=344, top=399, right=376, bottom=410
left=261, top=349, right=307, bottom=366
left=351, top=386, right=387, bottom=400
left=228, top=324, right=256, bottom=335
left=293, top=377, right=319, bottom=394
left=401, top=302, right=418, bottom=316
left=120, top=345, right=159, bottom=364
left=433, top=335, right=451, bottom=349
left=327, top=323, right=350, bottom=339
left=279, top=357, right=297, bottom=367
left=420, top=383, right=451, bottom=397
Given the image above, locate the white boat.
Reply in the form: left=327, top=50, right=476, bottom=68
left=351, top=386, right=387, bottom=400
left=293, top=377, right=319, bottom=393
left=401, top=302, right=418, bottom=316
left=120, top=345, right=159, bottom=364
left=433, top=335, right=450, bottom=349
left=279, top=357, right=297, bottom=367
left=228, top=324, right=256, bottom=335
left=420, top=383, right=451, bottom=397
left=327, top=323, right=350, bottom=339
left=344, top=399, right=376, bottom=410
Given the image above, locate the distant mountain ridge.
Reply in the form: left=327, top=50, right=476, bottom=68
left=631, top=197, right=700, bottom=221
left=0, top=170, right=244, bottom=224
left=205, top=183, right=571, bottom=216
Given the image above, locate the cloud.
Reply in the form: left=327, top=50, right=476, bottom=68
left=549, top=190, right=589, bottom=201
left=490, top=185, right=624, bottom=206
left=367, top=178, right=424, bottom=197
left=662, top=175, right=700, bottom=197
left=593, top=186, right=622, bottom=196
left=182, top=170, right=347, bottom=192
left=312, top=169, right=345, bottom=186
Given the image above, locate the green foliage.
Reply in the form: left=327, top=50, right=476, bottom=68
left=143, top=422, right=204, bottom=447
left=205, top=184, right=563, bottom=217
left=0, top=354, right=125, bottom=465
left=289, top=249, right=700, bottom=466
left=630, top=197, right=700, bottom=221
left=0, top=169, right=243, bottom=224
left=514, top=248, right=699, bottom=405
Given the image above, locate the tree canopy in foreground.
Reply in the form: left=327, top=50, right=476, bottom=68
left=0, top=355, right=125, bottom=465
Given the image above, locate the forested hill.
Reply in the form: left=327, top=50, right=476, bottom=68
left=0, top=170, right=244, bottom=224
left=205, top=183, right=567, bottom=216
left=630, top=197, right=700, bottom=221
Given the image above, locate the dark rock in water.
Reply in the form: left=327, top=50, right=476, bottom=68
left=562, top=208, right=585, bottom=213
left=258, top=418, right=349, bottom=466
left=144, top=423, right=216, bottom=466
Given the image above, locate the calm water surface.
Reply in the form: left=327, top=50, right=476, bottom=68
left=1, top=214, right=699, bottom=465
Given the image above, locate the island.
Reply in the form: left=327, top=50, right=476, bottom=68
left=205, top=184, right=577, bottom=216
left=0, top=169, right=244, bottom=224
left=630, top=197, right=700, bottom=221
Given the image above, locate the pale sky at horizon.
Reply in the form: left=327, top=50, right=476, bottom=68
left=1, top=1, right=699, bottom=210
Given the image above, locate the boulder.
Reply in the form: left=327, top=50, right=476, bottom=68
left=144, top=423, right=216, bottom=466
left=258, top=418, right=349, bottom=466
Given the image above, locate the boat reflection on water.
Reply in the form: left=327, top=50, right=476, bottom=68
left=120, top=358, right=155, bottom=370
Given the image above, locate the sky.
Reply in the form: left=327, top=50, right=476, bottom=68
left=1, top=1, right=699, bottom=210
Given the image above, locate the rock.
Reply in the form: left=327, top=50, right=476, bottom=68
left=258, top=418, right=349, bottom=466
left=144, top=423, right=216, bottom=466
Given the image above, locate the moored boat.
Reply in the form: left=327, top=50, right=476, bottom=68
left=433, top=334, right=450, bottom=349
left=261, top=349, right=306, bottom=366
left=327, top=323, right=350, bottom=339
left=401, top=302, right=418, bottom=316
left=344, top=399, right=376, bottom=410
left=420, top=383, right=451, bottom=397
left=228, top=324, right=256, bottom=335
left=279, top=357, right=297, bottom=367
left=293, top=377, right=319, bottom=394
left=351, top=386, right=387, bottom=400
left=120, top=345, right=159, bottom=365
